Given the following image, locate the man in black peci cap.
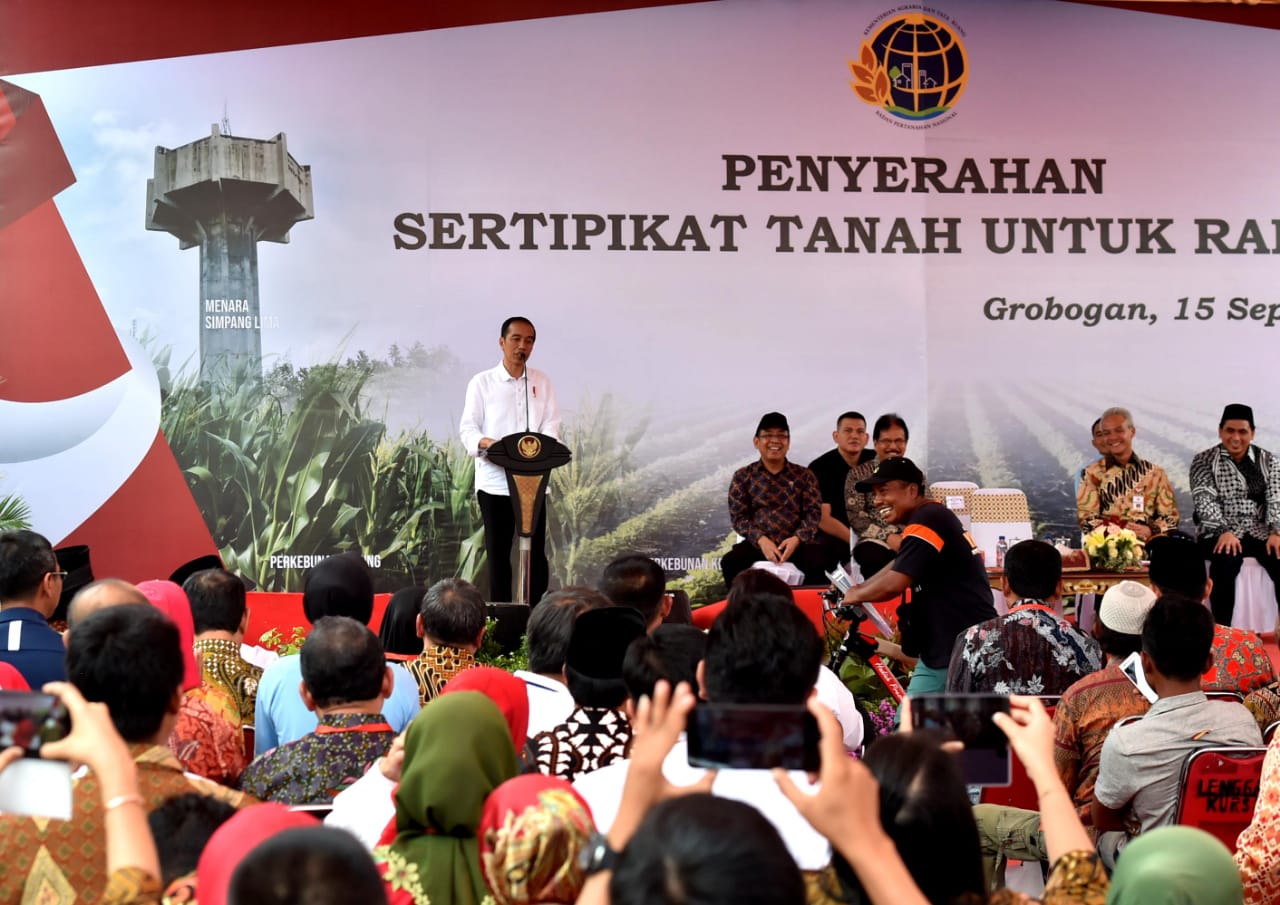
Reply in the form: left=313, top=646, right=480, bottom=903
left=721, top=412, right=828, bottom=589
left=838, top=457, right=996, bottom=694
left=526, top=606, right=646, bottom=781
left=1190, top=403, right=1280, bottom=625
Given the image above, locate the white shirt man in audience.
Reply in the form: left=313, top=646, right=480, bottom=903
left=1093, top=593, right=1261, bottom=864
left=571, top=590, right=831, bottom=874
left=514, top=587, right=613, bottom=737
left=1190, top=403, right=1280, bottom=625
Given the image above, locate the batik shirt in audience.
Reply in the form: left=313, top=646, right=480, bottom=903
left=253, top=654, right=420, bottom=755
left=1245, top=681, right=1280, bottom=736
left=239, top=712, right=396, bottom=805
left=1053, top=662, right=1151, bottom=831
left=1206, top=624, right=1276, bottom=697
left=947, top=601, right=1103, bottom=695
left=0, top=744, right=250, bottom=905
left=170, top=682, right=247, bottom=786
left=193, top=638, right=262, bottom=723
left=987, top=851, right=1108, bottom=905
left=405, top=645, right=476, bottom=707
left=527, top=706, right=632, bottom=782
left=1235, top=728, right=1280, bottom=905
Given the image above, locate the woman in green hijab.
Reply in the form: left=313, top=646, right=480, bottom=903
left=375, top=691, right=520, bottom=905
left=1106, top=826, right=1244, bottom=905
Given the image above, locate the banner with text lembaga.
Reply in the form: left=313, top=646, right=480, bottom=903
left=2, top=0, right=1277, bottom=599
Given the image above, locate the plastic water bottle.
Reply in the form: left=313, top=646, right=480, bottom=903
left=996, top=536, right=1008, bottom=568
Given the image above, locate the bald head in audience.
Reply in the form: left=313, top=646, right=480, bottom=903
left=67, top=578, right=148, bottom=627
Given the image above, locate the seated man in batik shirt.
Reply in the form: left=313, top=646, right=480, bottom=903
left=405, top=578, right=487, bottom=706
left=721, top=412, right=825, bottom=588
left=1077, top=406, right=1179, bottom=540
left=239, top=617, right=396, bottom=804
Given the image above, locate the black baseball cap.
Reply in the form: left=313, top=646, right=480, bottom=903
left=755, top=412, right=790, bottom=435
left=855, top=457, right=925, bottom=492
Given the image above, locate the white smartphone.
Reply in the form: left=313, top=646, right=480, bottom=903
left=1118, top=651, right=1158, bottom=704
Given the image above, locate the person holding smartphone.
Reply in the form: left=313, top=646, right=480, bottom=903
left=840, top=458, right=996, bottom=695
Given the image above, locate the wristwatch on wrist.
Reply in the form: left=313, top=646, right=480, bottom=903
left=578, top=832, right=618, bottom=876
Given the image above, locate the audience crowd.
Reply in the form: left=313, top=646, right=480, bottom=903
left=2, top=401, right=1280, bottom=904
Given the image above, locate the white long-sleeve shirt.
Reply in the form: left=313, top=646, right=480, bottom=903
left=459, top=361, right=561, bottom=496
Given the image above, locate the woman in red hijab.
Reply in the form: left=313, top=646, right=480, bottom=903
left=137, top=579, right=246, bottom=784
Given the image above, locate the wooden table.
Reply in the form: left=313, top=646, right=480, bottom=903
left=987, top=568, right=1150, bottom=630
left=987, top=567, right=1150, bottom=596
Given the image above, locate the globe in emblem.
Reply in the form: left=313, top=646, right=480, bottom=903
left=851, top=13, right=967, bottom=121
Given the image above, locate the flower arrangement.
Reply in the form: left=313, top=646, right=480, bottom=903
left=1082, top=523, right=1144, bottom=571
left=866, top=698, right=898, bottom=739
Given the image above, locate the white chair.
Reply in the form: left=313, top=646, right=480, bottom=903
left=969, top=488, right=1033, bottom=569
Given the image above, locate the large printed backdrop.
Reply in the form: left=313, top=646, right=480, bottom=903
left=2, top=0, right=1279, bottom=598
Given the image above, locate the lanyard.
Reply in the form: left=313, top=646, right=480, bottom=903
left=315, top=720, right=394, bottom=736
left=1008, top=599, right=1056, bottom=616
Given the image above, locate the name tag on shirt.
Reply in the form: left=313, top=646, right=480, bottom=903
left=1132, top=494, right=1145, bottom=513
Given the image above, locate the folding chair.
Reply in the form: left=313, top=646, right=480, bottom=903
left=978, top=701, right=1057, bottom=810
left=1174, top=746, right=1267, bottom=853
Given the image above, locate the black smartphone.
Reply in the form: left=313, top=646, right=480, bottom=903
left=686, top=703, right=820, bottom=772
left=910, top=693, right=1011, bottom=786
left=0, top=691, right=71, bottom=757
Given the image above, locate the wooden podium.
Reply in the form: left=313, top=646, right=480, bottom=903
left=484, top=431, right=572, bottom=604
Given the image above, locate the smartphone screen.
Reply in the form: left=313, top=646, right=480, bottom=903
left=1118, top=652, right=1158, bottom=704
left=910, top=693, right=1012, bottom=786
left=0, top=692, right=71, bottom=757
left=686, top=703, right=820, bottom=772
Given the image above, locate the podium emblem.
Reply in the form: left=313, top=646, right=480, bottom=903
left=517, top=434, right=542, bottom=459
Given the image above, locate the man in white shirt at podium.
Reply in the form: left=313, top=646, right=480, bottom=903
left=460, top=316, right=561, bottom=603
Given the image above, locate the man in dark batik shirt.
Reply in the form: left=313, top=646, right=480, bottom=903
left=528, top=606, right=645, bottom=782
left=721, top=412, right=826, bottom=588
left=239, top=617, right=396, bottom=804
left=947, top=539, right=1102, bottom=695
